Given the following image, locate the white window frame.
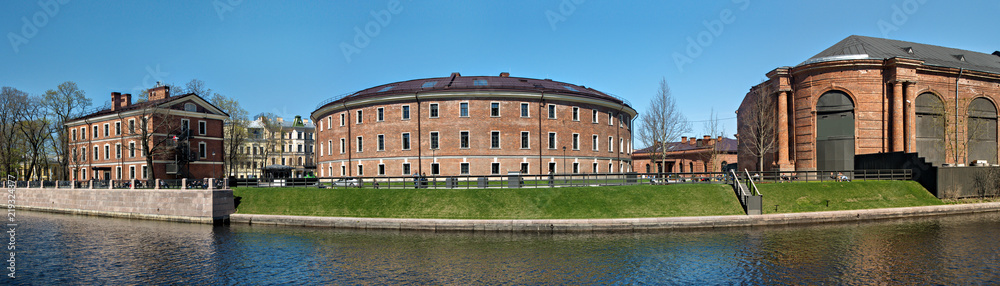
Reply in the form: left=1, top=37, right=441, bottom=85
left=459, top=102, right=469, bottom=117
left=520, top=102, right=529, bottom=118
left=429, top=103, right=439, bottom=118
left=430, top=131, right=439, bottom=149
left=198, top=120, right=207, bottom=135
left=356, top=110, right=363, bottom=124
left=340, top=138, right=346, bottom=154
left=377, top=107, right=384, bottom=122
left=520, top=131, right=530, bottom=149
left=548, top=104, right=556, bottom=119
left=401, top=132, right=411, bottom=150
left=572, top=106, right=579, bottom=121
left=548, top=132, right=557, bottom=149
left=401, top=105, right=410, bottom=120
left=572, top=133, right=579, bottom=150
left=490, top=131, right=500, bottom=149
left=377, top=134, right=385, bottom=151
left=490, top=102, right=500, bottom=117
left=356, top=136, right=363, bottom=152
left=592, top=135, right=599, bottom=151
left=199, top=142, right=207, bottom=158
left=460, top=131, right=470, bottom=149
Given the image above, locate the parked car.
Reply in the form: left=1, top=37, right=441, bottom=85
left=332, top=177, right=360, bottom=187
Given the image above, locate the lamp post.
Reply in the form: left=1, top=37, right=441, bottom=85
left=562, top=146, right=567, bottom=183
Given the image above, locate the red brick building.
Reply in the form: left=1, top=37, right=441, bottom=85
left=738, top=35, right=1000, bottom=172
left=311, top=73, right=637, bottom=177
left=632, top=135, right=737, bottom=174
left=66, top=85, right=228, bottom=181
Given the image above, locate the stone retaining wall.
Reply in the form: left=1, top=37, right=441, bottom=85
left=13, top=187, right=235, bottom=224
left=230, top=202, right=1000, bottom=232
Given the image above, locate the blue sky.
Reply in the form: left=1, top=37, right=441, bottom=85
left=3, top=0, right=999, bottom=147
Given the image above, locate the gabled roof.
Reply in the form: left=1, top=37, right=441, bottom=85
left=68, top=93, right=229, bottom=123
left=801, top=35, right=1000, bottom=74
left=634, top=137, right=737, bottom=155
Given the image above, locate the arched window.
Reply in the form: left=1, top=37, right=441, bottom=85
left=915, top=93, right=945, bottom=165
left=816, top=91, right=855, bottom=171
left=967, top=97, right=997, bottom=164
left=184, top=103, right=197, bottom=112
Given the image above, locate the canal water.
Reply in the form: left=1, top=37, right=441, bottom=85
left=8, top=210, right=1000, bottom=284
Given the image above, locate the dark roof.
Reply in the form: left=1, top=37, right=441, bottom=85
left=69, top=93, right=225, bottom=122
left=315, top=74, right=630, bottom=110
left=634, top=137, right=737, bottom=154
left=801, top=35, right=1000, bottom=74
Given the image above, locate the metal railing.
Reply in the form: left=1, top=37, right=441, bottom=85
left=6, top=178, right=231, bottom=190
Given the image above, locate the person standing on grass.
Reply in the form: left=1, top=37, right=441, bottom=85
left=413, top=172, right=419, bottom=189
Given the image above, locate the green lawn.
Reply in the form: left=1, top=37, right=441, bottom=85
left=233, top=184, right=745, bottom=219
left=753, top=181, right=943, bottom=214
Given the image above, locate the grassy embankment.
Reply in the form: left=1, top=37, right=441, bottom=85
left=233, top=184, right=744, bottom=219
left=233, top=180, right=946, bottom=219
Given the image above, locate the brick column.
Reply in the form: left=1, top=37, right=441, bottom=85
left=893, top=81, right=904, bottom=152
left=905, top=81, right=917, bottom=153
left=777, top=91, right=790, bottom=168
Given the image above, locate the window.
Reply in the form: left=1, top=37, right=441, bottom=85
left=92, top=125, right=97, bottom=139
left=548, top=132, right=557, bottom=149
left=378, top=164, right=385, bottom=175
left=490, top=102, right=500, bottom=117
left=340, top=165, right=345, bottom=176
left=593, top=162, right=599, bottom=173
left=356, top=110, right=363, bottom=124
left=199, top=142, right=207, bottom=158
left=142, top=165, right=148, bottom=179
left=82, top=147, right=88, bottom=161
left=129, top=119, right=135, bottom=133
left=378, top=86, right=395, bottom=92
left=340, top=138, right=345, bottom=153
left=402, top=133, right=411, bottom=150
left=474, top=79, right=488, bottom=86
left=327, top=116, right=332, bottom=128
left=548, top=162, right=556, bottom=173
left=421, top=81, right=437, bottom=88
left=620, top=138, right=624, bottom=153
left=429, top=103, right=439, bottom=118
left=181, top=119, right=189, bottom=133
left=572, top=133, right=579, bottom=150
left=184, top=103, right=197, bottom=112
left=460, top=102, right=469, bottom=117
left=356, top=136, right=363, bottom=152
left=377, top=107, right=384, bottom=121
left=430, top=132, right=439, bottom=149
left=572, top=107, right=579, bottom=121
left=491, top=162, right=500, bottom=174
left=608, top=112, right=613, bottom=125
left=81, top=168, right=87, bottom=180
left=573, top=162, right=579, bottom=174
left=431, top=163, right=440, bottom=175
left=116, top=144, right=122, bottom=158
left=320, top=143, right=323, bottom=156
left=491, top=131, right=500, bottom=149
left=520, top=162, right=529, bottom=173
left=592, top=135, right=599, bottom=151
left=115, top=122, right=121, bottom=135
left=129, top=166, right=135, bottom=179
left=609, top=136, right=614, bottom=152
left=103, top=123, right=109, bottom=137
left=402, top=105, right=410, bottom=120
left=402, top=163, right=410, bottom=175
left=81, top=127, right=86, bottom=140
left=198, top=121, right=206, bottom=135
left=521, top=131, right=530, bottom=149
left=460, top=163, right=469, bottom=175
left=548, top=104, right=556, bottom=119
left=327, top=140, right=332, bottom=155
left=340, top=113, right=345, bottom=126
left=357, top=164, right=364, bottom=176
left=520, top=103, right=529, bottom=117
left=460, top=131, right=469, bottom=149
left=377, top=134, right=385, bottom=151
left=103, top=145, right=110, bottom=160
left=72, top=129, right=77, bottom=141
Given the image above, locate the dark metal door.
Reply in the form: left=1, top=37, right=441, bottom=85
left=968, top=98, right=998, bottom=164
left=916, top=93, right=945, bottom=165
left=816, top=91, right=855, bottom=171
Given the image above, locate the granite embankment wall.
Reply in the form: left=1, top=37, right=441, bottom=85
left=12, top=186, right=235, bottom=224
left=231, top=202, right=1000, bottom=232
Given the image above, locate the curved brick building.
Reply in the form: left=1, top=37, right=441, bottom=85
left=738, top=35, right=1000, bottom=172
left=311, top=73, right=637, bottom=178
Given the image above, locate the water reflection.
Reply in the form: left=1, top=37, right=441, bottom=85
left=11, top=211, right=1000, bottom=284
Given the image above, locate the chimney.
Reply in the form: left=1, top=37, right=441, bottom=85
left=111, top=92, right=122, bottom=111
left=147, top=85, right=170, bottom=101
left=994, top=51, right=1000, bottom=57
left=450, top=72, right=461, bottom=77
left=681, top=136, right=687, bottom=144
left=499, top=72, right=510, bottom=77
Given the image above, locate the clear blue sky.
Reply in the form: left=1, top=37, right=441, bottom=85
left=4, top=0, right=999, bottom=147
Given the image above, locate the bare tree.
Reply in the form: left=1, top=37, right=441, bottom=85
left=43, top=81, right=91, bottom=180
left=210, top=93, right=249, bottom=177
left=738, top=82, right=776, bottom=171
left=134, top=96, right=183, bottom=181
left=638, top=78, right=691, bottom=177
left=16, top=95, right=53, bottom=180
left=697, top=108, right=726, bottom=172
left=0, top=87, right=30, bottom=178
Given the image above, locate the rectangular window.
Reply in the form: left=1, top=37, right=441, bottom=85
left=491, top=162, right=500, bottom=175
left=431, top=163, right=440, bottom=175
left=199, top=142, right=207, bottom=158
left=92, top=125, right=97, bottom=139
left=81, top=168, right=87, bottom=180
left=116, top=167, right=122, bottom=179
left=378, top=164, right=385, bottom=175
left=72, top=129, right=77, bottom=141
left=573, top=162, right=579, bottom=174
left=340, top=138, right=345, bottom=153
left=549, top=162, right=556, bottom=173
left=328, top=140, right=332, bottom=155
left=103, top=123, right=109, bottom=137
left=377, top=107, right=384, bottom=121
left=609, top=136, right=614, bottom=152
left=356, top=110, right=363, bottom=124
left=356, top=136, right=363, bottom=152
left=402, top=105, right=410, bottom=120
left=340, top=113, right=345, bottom=126
left=460, top=131, right=469, bottom=149
left=142, top=165, right=147, bottom=179
left=327, top=116, right=332, bottom=128
left=116, top=144, right=122, bottom=159
left=520, top=162, right=529, bottom=173
left=129, top=119, right=135, bottom=133
left=460, top=163, right=469, bottom=175
left=572, top=107, right=579, bottom=121
left=357, top=164, right=364, bottom=176
left=491, top=131, right=500, bottom=149
left=129, top=142, right=136, bottom=157
left=520, top=103, right=529, bottom=117
left=94, top=146, right=99, bottom=160
left=429, top=103, right=439, bottom=118
left=341, top=165, right=345, bottom=176
left=608, top=112, right=613, bottom=125
left=460, top=102, right=469, bottom=117
left=490, top=102, right=500, bottom=117
left=377, top=134, right=385, bottom=151
left=620, top=138, right=624, bottom=154
left=129, top=166, right=135, bottom=179
left=115, top=122, right=121, bottom=135
left=81, top=147, right=87, bottom=162
left=593, top=135, right=599, bottom=151
left=402, top=163, right=411, bottom=175
left=103, top=145, right=110, bottom=160
left=593, top=162, right=599, bottom=173
left=521, top=131, right=530, bottom=149
left=181, top=119, right=189, bottom=133
left=81, top=127, right=86, bottom=140
left=548, top=104, right=556, bottom=119
left=572, top=133, right=579, bottom=150
left=430, top=132, right=439, bottom=149
left=548, top=132, right=557, bottom=149
left=198, top=121, right=206, bottom=135
left=402, top=133, right=411, bottom=150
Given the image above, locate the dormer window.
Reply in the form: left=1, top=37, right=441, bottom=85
left=954, top=54, right=966, bottom=61
left=184, top=103, right=197, bottom=112
left=901, top=47, right=914, bottom=54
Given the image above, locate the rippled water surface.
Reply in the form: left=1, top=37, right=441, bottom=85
left=9, top=211, right=1000, bottom=284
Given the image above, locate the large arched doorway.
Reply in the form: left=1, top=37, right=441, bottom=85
left=916, top=93, right=945, bottom=165
left=816, top=91, right=855, bottom=171
left=967, top=97, right=997, bottom=164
